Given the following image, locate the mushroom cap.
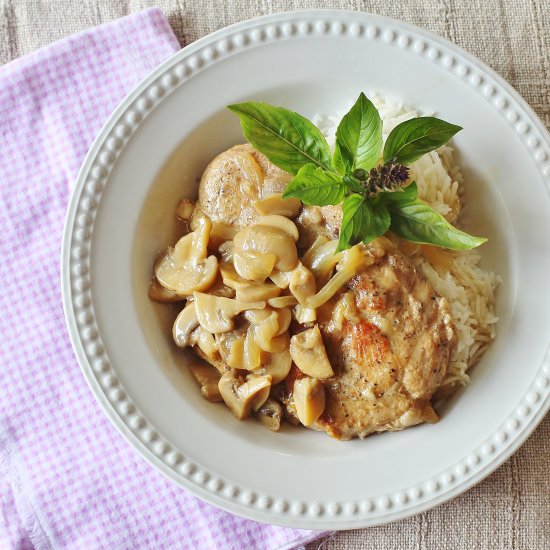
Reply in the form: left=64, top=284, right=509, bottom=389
left=289, top=325, right=334, bottom=379
left=173, top=302, right=200, bottom=348
left=218, top=370, right=272, bottom=420
left=233, top=225, right=298, bottom=276
left=293, top=377, right=326, bottom=427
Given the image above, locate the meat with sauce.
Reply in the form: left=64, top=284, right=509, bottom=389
left=287, top=244, right=456, bottom=439
left=195, top=144, right=456, bottom=439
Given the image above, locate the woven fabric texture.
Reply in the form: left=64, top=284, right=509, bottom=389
left=0, top=2, right=548, bottom=549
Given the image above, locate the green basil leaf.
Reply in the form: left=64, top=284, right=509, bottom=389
left=379, top=181, right=419, bottom=204
left=337, top=194, right=391, bottom=252
left=383, top=117, right=462, bottom=165
left=283, top=164, right=345, bottom=206
left=388, top=199, right=487, bottom=250
left=227, top=102, right=332, bottom=175
left=333, top=92, right=382, bottom=174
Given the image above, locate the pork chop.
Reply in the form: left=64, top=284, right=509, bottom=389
left=285, top=243, right=456, bottom=439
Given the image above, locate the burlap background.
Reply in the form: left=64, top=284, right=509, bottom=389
left=1, top=1, right=547, bottom=548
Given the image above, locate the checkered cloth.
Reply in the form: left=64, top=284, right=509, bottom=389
left=0, top=8, right=321, bottom=549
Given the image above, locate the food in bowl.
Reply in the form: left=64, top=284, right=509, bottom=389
left=148, top=93, right=499, bottom=440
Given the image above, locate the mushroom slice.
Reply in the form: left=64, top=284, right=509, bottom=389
left=289, top=263, right=317, bottom=306
left=175, top=198, right=195, bottom=221
left=268, top=295, right=298, bottom=308
left=218, top=241, right=234, bottom=263
left=233, top=250, right=277, bottom=283
left=257, top=215, right=299, bottom=241
left=189, top=327, right=218, bottom=359
left=220, top=265, right=282, bottom=301
left=294, top=304, right=317, bottom=324
left=255, top=398, right=284, bottom=431
left=245, top=307, right=291, bottom=352
left=193, top=292, right=264, bottom=334
left=289, top=325, right=334, bottom=378
left=243, top=326, right=262, bottom=371
left=233, top=225, right=298, bottom=276
left=245, top=309, right=278, bottom=353
left=253, top=193, right=301, bottom=217
left=257, top=349, right=292, bottom=384
left=215, top=328, right=246, bottom=370
left=148, top=278, right=184, bottom=303
left=173, top=302, right=200, bottom=348
left=189, top=363, right=222, bottom=402
left=259, top=332, right=289, bottom=353
left=204, top=275, right=235, bottom=298
left=236, top=282, right=282, bottom=303
left=155, top=216, right=218, bottom=296
left=269, top=269, right=293, bottom=289
left=219, top=263, right=247, bottom=289
left=293, top=377, right=326, bottom=427
left=218, top=370, right=271, bottom=420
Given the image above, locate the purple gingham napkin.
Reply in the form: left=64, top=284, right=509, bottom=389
left=0, top=9, right=322, bottom=549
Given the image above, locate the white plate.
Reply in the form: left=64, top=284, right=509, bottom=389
left=61, top=10, right=550, bottom=529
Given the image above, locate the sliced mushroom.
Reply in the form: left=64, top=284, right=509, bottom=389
left=255, top=398, right=283, bottom=431
left=269, top=269, right=293, bottom=289
left=193, top=292, right=265, bottom=334
left=203, top=275, right=236, bottom=298
left=245, top=310, right=278, bottom=353
left=155, top=216, right=218, bottom=296
left=233, top=250, right=277, bottom=283
left=220, top=264, right=282, bottom=301
left=173, top=302, right=200, bottom=347
left=215, top=328, right=246, bottom=370
left=257, top=215, right=299, bottom=241
left=257, top=349, right=292, bottom=384
left=289, top=325, right=334, bottom=379
left=267, top=295, right=298, bottom=308
left=245, top=307, right=291, bottom=352
left=189, top=327, right=218, bottom=359
left=294, top=304, right=317, bottom=324
left=293, top=377, right=326, bottom=426
left=218, top=241, right=234, bottom=263
left=236, top=282, right=282, bottom=303
left=219, top=263, right=246, bottom=289
left=175, top=198, right=195, bottom=221
left=148, top=278, right=185, bottom=303
left=233, top=225, right=298, bottom=278
left=289, top=263, right=317, bottom=306
left=189, top=363, right=222, bottom=402
left=253, top=193, right=301, bottom=217
left=244, top=325, right=262, bottom=371
left=218, top=370, right=271, bottom=419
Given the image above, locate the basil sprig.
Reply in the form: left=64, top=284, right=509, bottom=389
left=228, top=93, right=486, bottom=251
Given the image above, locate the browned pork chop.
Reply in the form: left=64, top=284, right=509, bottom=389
left=285, top=243, right=456, bottom=440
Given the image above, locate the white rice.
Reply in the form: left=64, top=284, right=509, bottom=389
left=315, top=95, right=499, bottom=386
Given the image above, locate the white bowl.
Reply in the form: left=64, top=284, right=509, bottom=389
left=61, top=10, right=550, bottom=529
